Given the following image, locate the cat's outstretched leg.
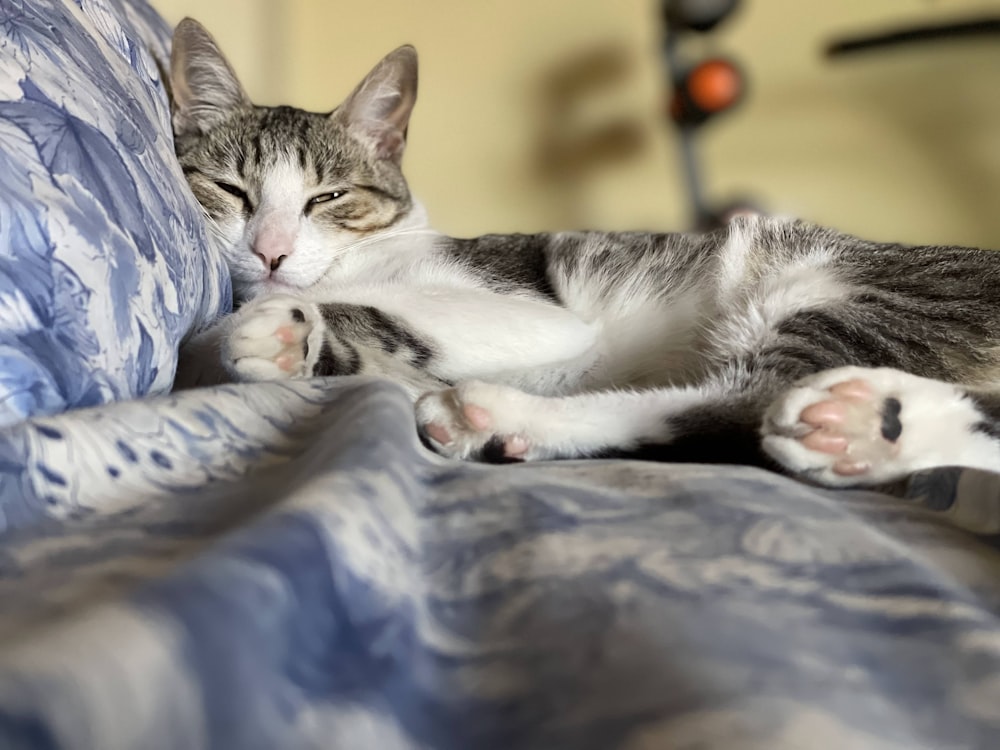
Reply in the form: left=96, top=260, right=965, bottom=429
left=417, top=382, right=648, bottom=462
left=415, top=367, right=1000, bottom=486
left=761, top=366, right=1000, bottom=486
left=415, top=380, right=765, bottom=465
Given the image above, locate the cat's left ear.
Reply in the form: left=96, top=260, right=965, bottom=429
left=334, top=45, right=418, bottom=164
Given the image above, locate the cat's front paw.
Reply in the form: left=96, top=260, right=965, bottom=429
left=416, top=381, right=558, bottom=463
left=224, top=295, right=323, bottom=381
left=761, top=366, right=965, bottom=486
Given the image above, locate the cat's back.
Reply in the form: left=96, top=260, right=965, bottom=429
left=438, top=233, right=559, bottom=300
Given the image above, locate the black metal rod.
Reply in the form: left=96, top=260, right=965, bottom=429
left=827, top=17, right=1000, bottom=57
left=663, top=28, right=710, bottom=226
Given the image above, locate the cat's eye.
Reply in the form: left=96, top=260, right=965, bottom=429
left=214, top=181, right=252, bottom=212
left=305, top=190, right=347, bottom=213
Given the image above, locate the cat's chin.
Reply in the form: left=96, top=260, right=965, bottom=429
left=261, top=278, right=296, bottom=291
left=238, top=277, right=301, bottom=302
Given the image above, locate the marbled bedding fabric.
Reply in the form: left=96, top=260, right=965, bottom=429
left=1, top=378, right=1000, bottom=750
left=0, top=0, right=230, bottom=427
left=0, top=2, right=1000, bottom=749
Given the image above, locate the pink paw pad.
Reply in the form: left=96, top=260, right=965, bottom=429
left=795, top=377, right=899, bottom=476
left=462, top=404, right=493, bottom=431
left=275, top=354, right=297, bottom=372
left=829, top=378, right=873, bottom=400
left=831, top=459, right=872, bottom=477
left=459, top=404, right=529, bottom=458
left=801, top=429, right=848, bottom=455
left=423, top=422, right=452, bottom=447
left=503, top=435, right=530, bottom=458
left=275, top=325, right=297, bottom=345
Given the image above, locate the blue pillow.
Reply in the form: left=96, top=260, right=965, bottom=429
left=0, top=0, right=231, bottom=426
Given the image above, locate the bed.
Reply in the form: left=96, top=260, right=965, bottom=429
left=1, top=2, right=999, bottom=748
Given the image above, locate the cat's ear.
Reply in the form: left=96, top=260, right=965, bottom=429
left=334, top=46, right=418, bottom=164
left=170, top=18, right=252, bottom=138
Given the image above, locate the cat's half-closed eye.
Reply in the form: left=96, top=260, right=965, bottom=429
left=305, top=190, right=348, bottom=215
left=170, top=18, right=252, bottom=139
left=214, top=181, right=253, bottom=213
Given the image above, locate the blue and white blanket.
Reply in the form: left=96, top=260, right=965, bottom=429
left=0, top=2, right=999, bottom=748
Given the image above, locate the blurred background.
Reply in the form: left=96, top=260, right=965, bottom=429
left=153, top=0, right=1000, bottom=247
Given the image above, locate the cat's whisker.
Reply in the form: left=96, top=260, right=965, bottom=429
left=326, top=227, right=440, bottom=256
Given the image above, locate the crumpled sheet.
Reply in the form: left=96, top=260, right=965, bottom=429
left=0, top=376, right=996, bottom=749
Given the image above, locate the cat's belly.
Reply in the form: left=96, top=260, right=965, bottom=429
left=572, top=290, right=711, bottom=390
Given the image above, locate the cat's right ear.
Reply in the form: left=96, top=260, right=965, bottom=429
left=334, top=46, right=418, bottom=164
left=170, top=18, right=251, bottom=138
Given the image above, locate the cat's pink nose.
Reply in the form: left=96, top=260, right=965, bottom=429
left=253, top=226, right=295, bottom=273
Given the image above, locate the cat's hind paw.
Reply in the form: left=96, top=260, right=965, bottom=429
left=224, top=295, right=323, bottom=381
left=761, top=366, right=970, bottom=486
left=415, top=381, right=556, bottom=462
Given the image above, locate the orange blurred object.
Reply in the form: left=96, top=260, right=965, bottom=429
left=687, top=59, right=742, bottom=112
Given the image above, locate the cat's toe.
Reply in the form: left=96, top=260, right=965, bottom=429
left=415, top=382, right=537, bottom=463
left=225, top=295, right=321, bottom=381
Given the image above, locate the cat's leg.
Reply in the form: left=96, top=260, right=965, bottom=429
left=223, top=291, right=601, bottom=396
left=221, top=294, right=446, bottom=397
left=761, top=366, right=1000, bottom=486
left=415, top=367, right=1000, bottom=486
left=414, top=379, right=766, bottom=465
left=322, top=286, right=601, bottom=383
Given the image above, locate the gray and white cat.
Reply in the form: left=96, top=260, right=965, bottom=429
left=172, top=18, right=1000, bottom=488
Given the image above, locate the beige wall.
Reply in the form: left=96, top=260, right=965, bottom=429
left=154, top=0, right=1000, bottom=247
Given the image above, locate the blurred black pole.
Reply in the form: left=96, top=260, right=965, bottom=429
left=662, top=28, right=709, bottom=225
left=661, top=0, right=747, bottom=230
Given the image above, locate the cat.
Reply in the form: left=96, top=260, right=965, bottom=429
left=171, top=17, right=1000, bottom=488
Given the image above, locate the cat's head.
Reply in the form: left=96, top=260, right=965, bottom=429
left=170, top=18, right=421, bottom=301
